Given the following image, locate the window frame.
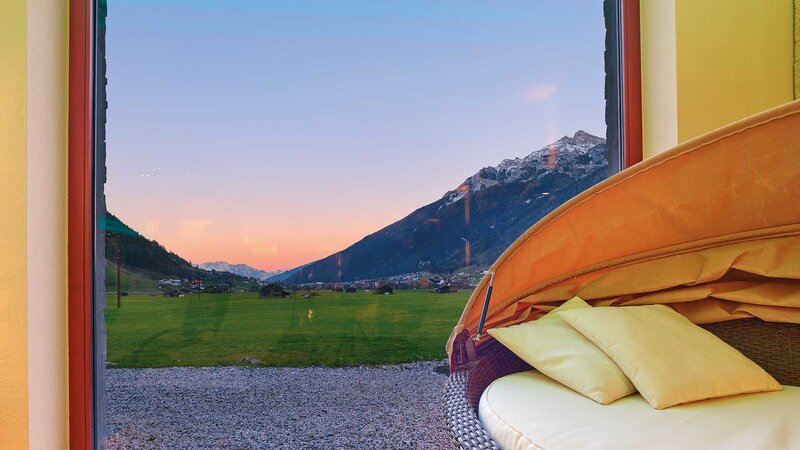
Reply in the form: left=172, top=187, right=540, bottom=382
left=66, top=1, right=643, bottom=447
left=68, top=0, right=94, bottom=447
left=620, top=0, right=644, bottom=167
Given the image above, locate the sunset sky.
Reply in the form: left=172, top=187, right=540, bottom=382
left=105, top=0, right=606, bottom=271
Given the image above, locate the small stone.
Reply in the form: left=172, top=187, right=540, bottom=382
left=239, top=357, right=263, bottom=364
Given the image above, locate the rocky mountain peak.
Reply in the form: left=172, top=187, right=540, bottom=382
left=559, top=130, right=605, bottom=148
left=444, top=131, right=607, bottom=204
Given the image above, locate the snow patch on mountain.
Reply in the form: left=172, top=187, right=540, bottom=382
left=197, top=261, right=286, bottom=281
left=443, top=130, right=606, bottom=205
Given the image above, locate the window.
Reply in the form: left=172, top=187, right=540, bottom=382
left=86, top=1, right=627, bottom=447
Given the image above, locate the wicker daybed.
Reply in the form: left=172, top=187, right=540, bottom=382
left=443, top=101, right=800, bottom=449
left=444, top=320, right=800, bottom=449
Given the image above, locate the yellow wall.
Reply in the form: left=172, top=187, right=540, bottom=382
left=675, top=0, right=795, bottom=142
left=1, top=1, right=69, bottom=447
left=640, top=0, right=796, bottom=157
left=27, top=0, right=70, bottom=447
left=640, top=0, right=678, bottom=157
left=0, top=0, right=30, bottom=447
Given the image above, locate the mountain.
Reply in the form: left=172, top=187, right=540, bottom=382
left=103, top=212, right=254, bottom=291
left=104, top=212, right=198, bottom=280
left=197, top=261, right=286, bottom=281
left=284, top=131, right=609, bottom=284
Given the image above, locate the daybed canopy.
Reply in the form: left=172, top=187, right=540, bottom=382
left=448, top=100, right=800, bottom=368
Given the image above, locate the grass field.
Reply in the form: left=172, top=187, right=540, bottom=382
left=105, top=290, right=469, bottom=368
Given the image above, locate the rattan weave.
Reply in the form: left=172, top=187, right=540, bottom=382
left=443, top=318, right=800, bottom=450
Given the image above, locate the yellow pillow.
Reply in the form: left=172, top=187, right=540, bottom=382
left=488, top=297, right=636, bottom=405
left=559, top=305, right=782, bottom=409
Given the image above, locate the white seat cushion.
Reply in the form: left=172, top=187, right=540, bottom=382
left=479, top=370, right=800, bottom=450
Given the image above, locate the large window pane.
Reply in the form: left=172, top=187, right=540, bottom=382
left=98, top=1, right=619, bottom=448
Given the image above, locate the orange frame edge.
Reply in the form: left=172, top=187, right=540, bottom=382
left=68, top=0, right=93, bottom=447
left=621, top=0, right=644, bottom=167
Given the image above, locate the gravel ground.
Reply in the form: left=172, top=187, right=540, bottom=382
left=106, top=361, right=452, bottom=450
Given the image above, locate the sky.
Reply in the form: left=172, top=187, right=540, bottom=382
left=105, top=0, right=607, bottom=272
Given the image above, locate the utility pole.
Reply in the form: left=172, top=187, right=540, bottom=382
left=116, top=245, right=122, bottom=308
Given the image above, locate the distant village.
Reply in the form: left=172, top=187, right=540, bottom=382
left=157, top=270, right=486, bottom=298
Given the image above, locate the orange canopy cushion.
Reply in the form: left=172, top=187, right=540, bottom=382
left=449, top=100, right=800, bottom=365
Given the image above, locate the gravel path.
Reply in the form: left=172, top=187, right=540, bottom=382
left=106, top=361, right=452, bottom=450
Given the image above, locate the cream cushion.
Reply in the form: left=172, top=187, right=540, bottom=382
left=487, top=297, right=635, bottom=404
left=559, top=305, right=781, bottom=409
left=479, top=370, right=800, bottom=450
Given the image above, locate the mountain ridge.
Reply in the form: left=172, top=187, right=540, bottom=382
left=196, top=261, right=286, bottom=281
left=284, top=131, right=609, bottom=284
left=106, top=130, right=609, bottom=287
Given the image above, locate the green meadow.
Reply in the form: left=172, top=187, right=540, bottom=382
left=105, top=290, right=469, bottom=368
